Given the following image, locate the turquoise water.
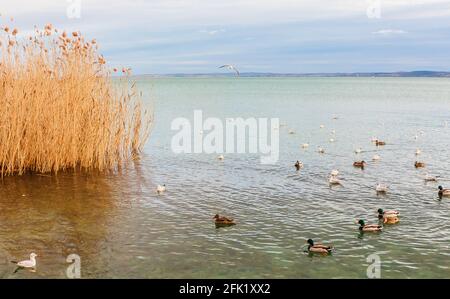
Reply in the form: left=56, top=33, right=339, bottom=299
left=1, top=77, right=450, bottom=278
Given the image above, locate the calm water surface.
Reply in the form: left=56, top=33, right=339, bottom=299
left=1, top=77, right=450, bottom=278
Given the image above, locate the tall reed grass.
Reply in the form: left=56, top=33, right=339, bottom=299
left=0, top=23, right=152, bottom=177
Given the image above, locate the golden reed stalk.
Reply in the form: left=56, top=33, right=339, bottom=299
left=0, top=23, right=152, bottom=177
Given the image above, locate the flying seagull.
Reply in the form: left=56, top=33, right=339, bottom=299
left=219, top=64, right=240, bottom=76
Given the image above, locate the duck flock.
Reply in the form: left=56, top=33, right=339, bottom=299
left=155, top=118, right=450, bottom=256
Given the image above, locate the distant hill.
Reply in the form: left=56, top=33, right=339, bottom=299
left=135, top=71, right=450, bottom=78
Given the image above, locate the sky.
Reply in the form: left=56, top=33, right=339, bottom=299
left=1, top=0, right=450, bottom=74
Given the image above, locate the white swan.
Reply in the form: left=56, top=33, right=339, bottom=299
left=376, top=184, right=388, bottom=193
left=156, top=184, right=166, bottom=193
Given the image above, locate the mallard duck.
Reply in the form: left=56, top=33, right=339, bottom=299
left=424, top=174, right=439, bottom=182
left=372, top=154, right=381, bottom=161
left=415, top=161, right=425, bottom=168
left=438, top=186, right=450, bottom=197
left=353, top=161, right=366, bottom=169
left=383, top=216, right=399, bottom=224
left=306, top=239, right=333, bottom=255
left=295, top=160, right=303, bottom=170
left=377, top=208, right=399, bottom=219
left=375, top=140, right=386, bottom=146
left=329, top=176, right=341, bottom=185
left=330, top=169, right=339, bottom=176
left=376, top=183, right=388, bottom=193
left=156, top=184, right=166, bottom=194
left=358, top=219, right=382, bottom=232
left=214, top=214, right=236, bottom=226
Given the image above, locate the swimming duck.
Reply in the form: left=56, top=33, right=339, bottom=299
left=438, top=186, right=450, bottom=197
left=218, top=154, right=224, bottom=160
left=375, top=184, right=388, bottom=193
left=318, top=147, right=325, bottom=154
left=357, top=219, right=382, bottom=232
left=329, top=176, right=341, bottom=185
left=306, top=239, right=333, bottom=255
left=320, top=124, right=325, bottom=129
left=288, top=129, right=295, bottom=134
left=329, top=138, right=335, bottom=143
left=414, top=161, right=425, bottom=168
left=375, top=140, right=386, bottom=146
left=213, top=214, right=236, bottom=226
left=355, top=148, right=362, bottom=154
left=377, top=208, right=399, bottom=218
left=353, top=161, right=366, bottom=169
left=424, top=173, right=439, bottom=182
left=301, top=143, right=309, bottom=149
left=156, top=184, right=166, bottom=194
left=295, top=160, right=303, bottom=170
left=372, top=154, right=381, bottom=161
left=382, top=216, right=399, bottom=224
left=415, top=149, right=421, bottom=155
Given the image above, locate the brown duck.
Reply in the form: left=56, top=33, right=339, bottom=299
left=353, top=161, right=366, bottom=169
left=214, top=214, right=236, bottom=226
left=414, top=161, right=425, bottom=168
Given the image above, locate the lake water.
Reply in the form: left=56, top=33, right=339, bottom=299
left=1, top=77, right=450, bottom=278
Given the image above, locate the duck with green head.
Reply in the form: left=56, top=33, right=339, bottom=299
left=358, top=219, right=382, bottom=232
left=438, top=186, right=450, bottom=198
left=306, top=239, right=333, bottom=255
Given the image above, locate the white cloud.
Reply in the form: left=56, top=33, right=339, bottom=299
left=372, top=29, right=408, bottom=35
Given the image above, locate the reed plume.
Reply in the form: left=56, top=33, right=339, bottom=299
left=0, top=23, right=152, bottom=177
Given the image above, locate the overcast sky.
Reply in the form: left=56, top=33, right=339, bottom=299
left=1, top=0, right=450, bottom=74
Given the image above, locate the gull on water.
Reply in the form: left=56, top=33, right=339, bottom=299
left=156, top=184, right=166, bottom=194
left=12, top=253, right=37, bottom=273
left=330, top=169, right=339, bottom=176
left=376, top=184, right=388, bottom=193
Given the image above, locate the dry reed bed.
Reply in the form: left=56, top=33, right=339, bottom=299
left=0, top=23, right=152, bottom=176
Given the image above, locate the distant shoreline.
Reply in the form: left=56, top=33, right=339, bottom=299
left=133, top=71, right=450, bottom=78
